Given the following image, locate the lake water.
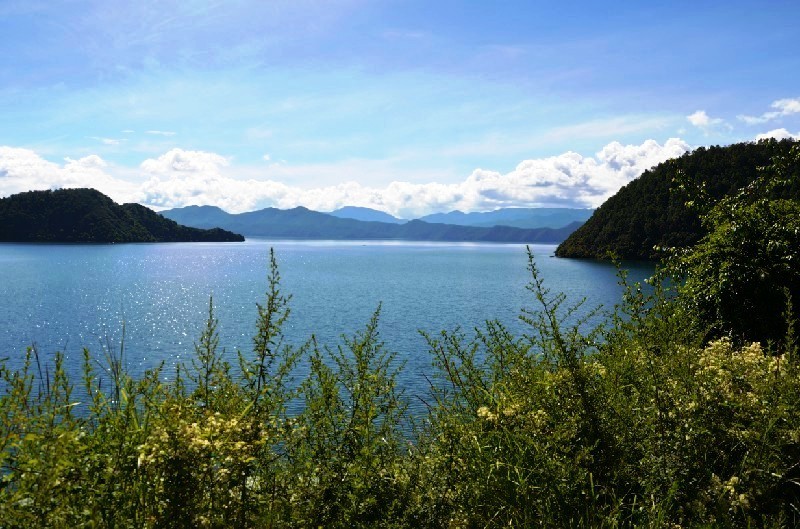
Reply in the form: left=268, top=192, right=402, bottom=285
left=0, top=239, right=653, bottom=407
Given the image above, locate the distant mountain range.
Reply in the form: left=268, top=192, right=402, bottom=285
left=417, top=208, right=593, bottom=229
left=0, top=187, right=589, bottom=245
left=161, top=205, right=584, bottom=243
left=329, top=206, right=404, bottom=224
left=326, top=206, right=592, bottom=230
left=0, top=189, right=244, bottom=243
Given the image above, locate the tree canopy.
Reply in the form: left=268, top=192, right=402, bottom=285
left=673, top=143, right=800, bottom=346
left=556, top=139, right=800, bottom=260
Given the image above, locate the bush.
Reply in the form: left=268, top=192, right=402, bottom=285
left=674, top=143, right=800, bottom=346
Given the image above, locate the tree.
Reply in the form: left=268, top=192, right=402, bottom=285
left=674, top=144, right=800, bottom=347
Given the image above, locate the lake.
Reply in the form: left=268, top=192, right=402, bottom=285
left=0, top=239, right=654, bottom=406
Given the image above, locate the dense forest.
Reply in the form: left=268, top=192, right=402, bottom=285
left=0, top=188, right=244, bottom=243
left=1, top=146, right=800, bottom=527
left=556, top=139, right=800, bottom=259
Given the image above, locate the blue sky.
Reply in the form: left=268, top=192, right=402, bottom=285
left=1, top=0, right=799, bottom=216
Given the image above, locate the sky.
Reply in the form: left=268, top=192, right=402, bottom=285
left=0, top=0, right=799, bottom=218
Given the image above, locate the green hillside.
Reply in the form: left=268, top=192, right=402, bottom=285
left=0, top=188, right=244, bottom=243
left=556, top=139, right=800, bottom=259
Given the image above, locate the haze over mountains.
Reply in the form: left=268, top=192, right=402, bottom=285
left=162, top=204, right=588, bottom=243
left=327, top=206, right=593, bottom=229
left=328, top=206, right=405, bottom=224
left=416, top=208, right=593, bottom=229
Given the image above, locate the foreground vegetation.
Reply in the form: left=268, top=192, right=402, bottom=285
left=2, top=147, right=800, bottom=527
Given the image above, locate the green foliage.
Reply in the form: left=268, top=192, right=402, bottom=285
left=286, top=306, right=411, bottom=527
left=673, top=143, right=800, bottom=346
left=416, top=251, right=613, bottom=527
left=557, top=139, right=800, bottom=259
left=412, top=250, right=800, bottom=527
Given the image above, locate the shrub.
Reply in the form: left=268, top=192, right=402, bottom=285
left=673, top=143, right=800, bottom=346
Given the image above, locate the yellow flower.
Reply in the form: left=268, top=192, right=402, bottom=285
left=477, top=406, right=497, bottom=422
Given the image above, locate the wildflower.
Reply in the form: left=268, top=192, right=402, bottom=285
left=502, top=403, right=520, bottom=417
left=477, top=406, right=497, bottom=422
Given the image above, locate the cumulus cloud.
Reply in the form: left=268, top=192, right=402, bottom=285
left=136, top=140, right=690, bottom=216
left=431, top=138, right=690, bottom=214
left=0, top=147, right=140, bottom=202
left=139, top=149, right=288, bottom=213
left=687, top=110, right=714, bottom=127
left=738, top=97, right=800, bottom=125
left=1, top=139, right=692, bottom=218
left=754, top=128, right=799, bottom=141
left=687, top=110, right=727, bottom=133
left=0, top=147, right=63, bottom=195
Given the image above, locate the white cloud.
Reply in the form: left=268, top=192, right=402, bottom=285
left=90, top=136, right=123, bottom=145
left=0, top=147, right=63, bottom=195
left=134, top=140, right=691, bottom=216
left=139, top=149, right=274, bottom=213
left=754, top=128, right=799, bottom=141
left=738, top=97, right=800, bottom=125
left=1, top=139, right=692, bottom=218
left=774, top=98, right=800, bottom=115
left=687, top=110, right=727, bottom=133
left=146, top=130, right=177, bottom=136
left=438, top=138, right=690, bottom=214
left=141, top=148, right=228, bottom=175
left=738, top=115, right=771, bottom=125
left=0, top=147, right=140, bottom=202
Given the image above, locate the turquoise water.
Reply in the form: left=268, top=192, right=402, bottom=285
left=0, top=239, right=653, bottom=404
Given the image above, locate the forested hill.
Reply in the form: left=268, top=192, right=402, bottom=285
left=0, top=188, right=244, bottom=243
left=555, top=139, right=800, bottom=260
